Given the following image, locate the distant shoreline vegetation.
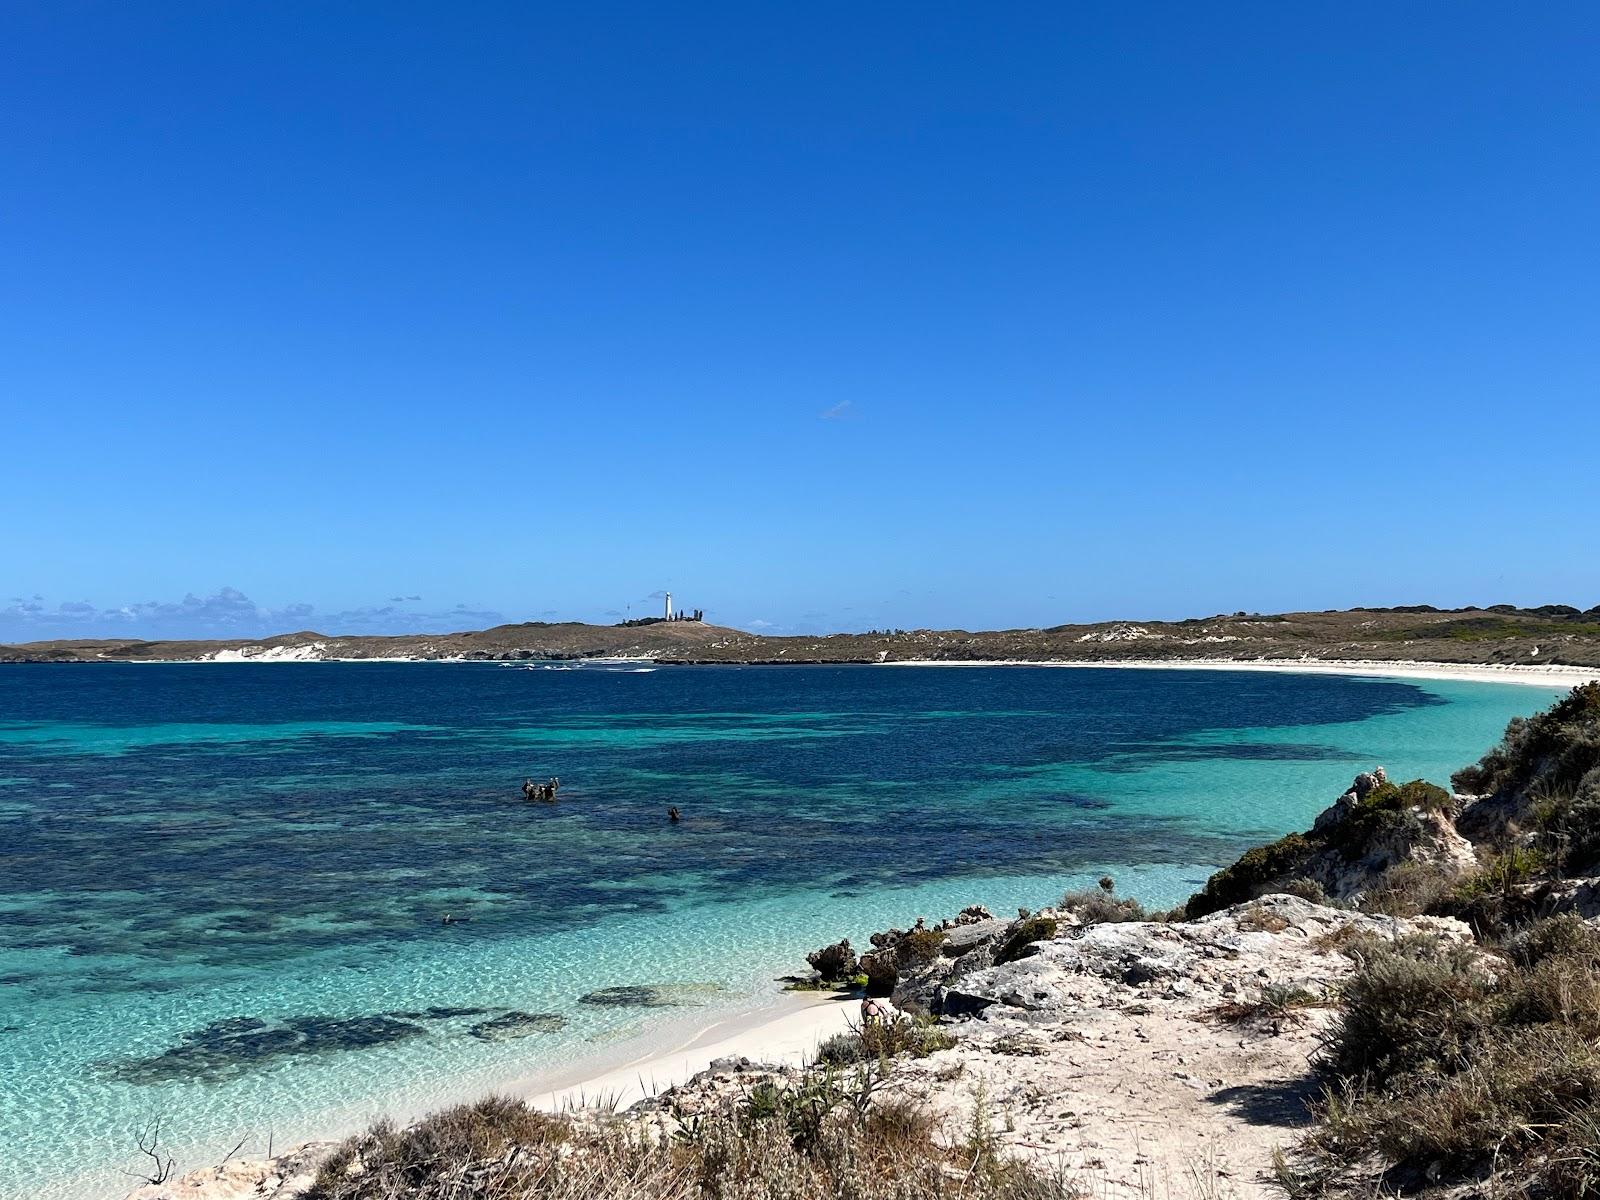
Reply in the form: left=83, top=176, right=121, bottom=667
left=4, top=604, right=1600, bottom=667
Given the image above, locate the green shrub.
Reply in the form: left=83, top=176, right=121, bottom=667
left=896, top=928, right=946, bottom=966
left=1450, top=846, right=1550, bottom=902
left=1359, top=861, right=1454, bottom=917
left=1499, top=951, right=1600, bottom=1038
left=1185, top=832, right=1314, bottom=918
left=1322, top=780, right=1447, bottom=862
left=1278, top=877, right=1329, bottom=904
left=1506, top=912, right=1600, bottom=969
left=1452, top=682, right=1600, bottom=800
left=816, top=1016, right=956, bottom=1066
left=1295, top=1026, right=1600, bottom=1200
left=1528, top=765, right=1600, bottom=876
left=1392, top=779, right=1454, bottom=814
left=1285, top=913, right=1600, bottom=1198
left=1322, top=936, right=1495, bottom=1086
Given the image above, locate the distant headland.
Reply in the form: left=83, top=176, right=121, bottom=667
left=5, top=604, right=1600, bottom=672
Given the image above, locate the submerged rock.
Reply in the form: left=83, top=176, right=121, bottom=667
left=109, top=1012, right=428, bottom=1084
left=578, top=985, right=682, bottom=1008
left=468, top=1010, right=568, bottom=1041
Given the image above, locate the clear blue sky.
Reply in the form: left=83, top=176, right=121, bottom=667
left=4, top=3, right=1598, bottom=640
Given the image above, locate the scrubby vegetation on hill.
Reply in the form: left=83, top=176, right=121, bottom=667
left=12, top=605, right=1600, bottom=665
left=1454, top=681, right=1600, bottom=877
left=1184, top=774, right=1462, bottom=919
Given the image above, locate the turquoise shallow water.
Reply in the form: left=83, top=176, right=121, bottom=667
left=0, top=663, right=1565, bottom=1199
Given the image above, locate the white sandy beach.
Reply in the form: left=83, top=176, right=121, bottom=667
left=881, top=656, right=1600, bottom=688
left=514, top=990, right=859, bottom=1112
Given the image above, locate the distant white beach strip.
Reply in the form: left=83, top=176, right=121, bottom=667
left=879, top=657, right=1600, bottom=689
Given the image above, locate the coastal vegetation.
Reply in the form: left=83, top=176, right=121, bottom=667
left=814, top=685, right=1600, bottom=1199
left=1269, top=684, right=1600, bottom=1197
left=303, top=1081, right=1071, bottom=1200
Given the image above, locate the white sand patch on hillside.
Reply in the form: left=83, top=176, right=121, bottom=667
left=206, top=642, right=328, bottom=662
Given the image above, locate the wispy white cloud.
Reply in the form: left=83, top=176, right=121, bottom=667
left=0, top=588, right=505, bottom=642
left=818, top=400, right=855, bottom=420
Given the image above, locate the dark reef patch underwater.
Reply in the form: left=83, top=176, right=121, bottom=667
left=0, top=662, right=1458, bottom=997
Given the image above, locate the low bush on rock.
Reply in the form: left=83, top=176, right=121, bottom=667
left=995, top=916, right=1058, bottom=964
left=854, top=923, right=948, bottom=997
left=1186, top=833, right=1315, bottom=918
left=1358, top=861, right=1454, bottom=917
left=897, top=928, right=947, bottom=966
left=1186, top=774, right=1465, bottom=919
left=1453, top=682, right=1600, bottom=802
left=1209, top=983, right=1324, bottom=1025
left=1321, top=780, right=1447, bottom=862
left=1058, top=889, right=1145, bottom=925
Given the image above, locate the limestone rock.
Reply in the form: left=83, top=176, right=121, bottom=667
left=939, top=895, right=1470, bottom=1020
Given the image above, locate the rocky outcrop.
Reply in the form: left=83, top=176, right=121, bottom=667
left=119, top=895, right=1483, bottom=1200
left=938, top=894, right=1470, bottom=1019
left=1187, top=770, right=1481, bottom=915
left=835, top=903, right=1086, bottom=1014
left=887, top=916, right=1011, bottom=1012
left=642, top=895, right=1473, bottom=1200
left=805, top=938, right=857, bottom=981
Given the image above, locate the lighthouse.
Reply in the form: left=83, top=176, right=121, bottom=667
left=664, top=592, right=673, bottom=620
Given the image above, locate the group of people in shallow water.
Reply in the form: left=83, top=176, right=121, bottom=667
left=520, top=775, right=682, bottom=822
left=521, top=776, right=560, bottom=802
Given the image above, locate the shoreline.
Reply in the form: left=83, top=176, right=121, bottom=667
left=78, top=989, right=859, bottom=1200
left=514, top=989, right=858, bottom=1112
left=11, top=655, right=1597, bottom=687
left=876, top=656, right=1600, bottom=688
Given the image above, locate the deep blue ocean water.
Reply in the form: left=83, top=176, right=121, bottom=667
left=0, top=662, right=1565, bottom=1198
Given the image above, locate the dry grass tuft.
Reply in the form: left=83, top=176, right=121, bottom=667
left=1206, top=983, right=1326, bottom=1026
left=1278, top=917, right=1600, bottom=1199
left=306, top=1080, right=1076, bottom=1200
left=816, top=1016, right=957, bottom=1066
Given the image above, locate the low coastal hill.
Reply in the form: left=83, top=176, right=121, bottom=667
left=6, top=604, right=1600, bottom=666
left=0, top=618, right=742, bottom=664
